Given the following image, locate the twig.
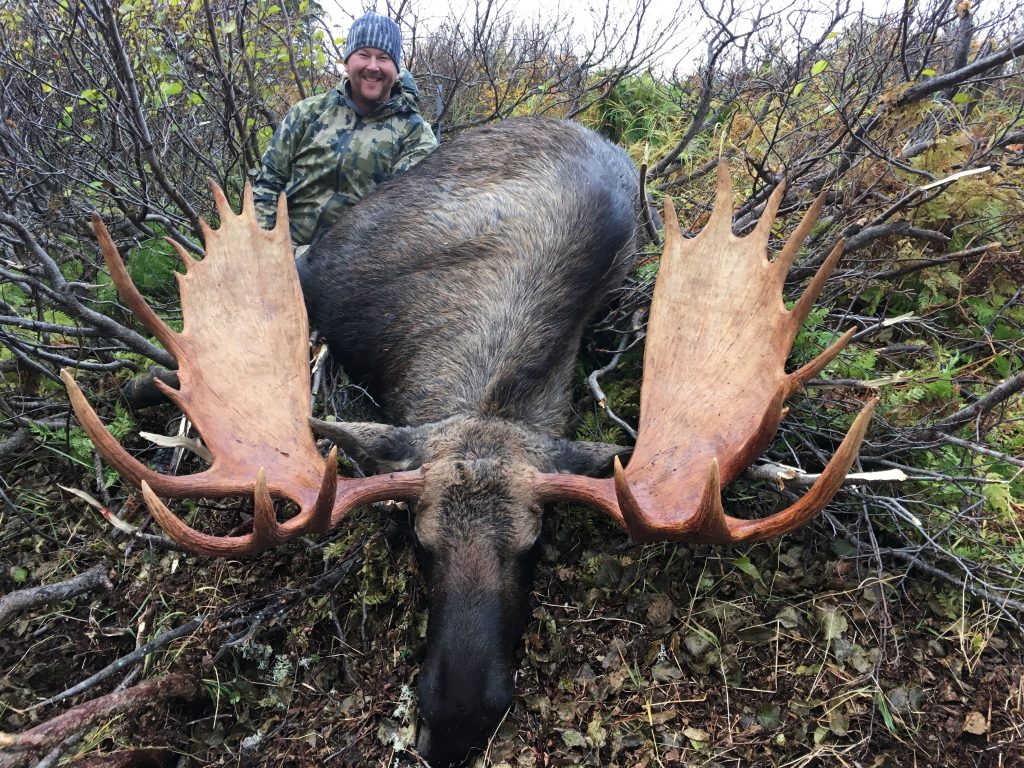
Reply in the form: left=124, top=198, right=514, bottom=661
left=587, top=329, right=638, bottom=440
left=939, top=434, right=1024, bottom=469
left=638, top=162, right=662, bottom=247
left=828, top=512, right=1024, bottom=629
left=33, top=616, right=207, bottom=710
left=60, top=487, right=185, bottom=551
left=897, top=33, right=1024, bottom=106
left=0, top=564, right=111, bottom=630
left=29, top=731, right=84, bottom=768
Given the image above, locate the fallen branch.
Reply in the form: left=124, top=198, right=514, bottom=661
left=0, top=565, right=111, bottom=630
left=59, top=487, right=185, bottom=552
left=927, top=369, right=1024, bottom=434
left=0, top=675, right=203, bottom=764
left=747, top=463, right=909, bottom=488
left=61, top=749, right=178, bottom=768
left=940, top=434, right=1024, bottom=470
left=586, top=325, right=640, bottom=441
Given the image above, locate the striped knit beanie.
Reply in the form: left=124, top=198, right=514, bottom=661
left=344, top=12, right=402, bottom=64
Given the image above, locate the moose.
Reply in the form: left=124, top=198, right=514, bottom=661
left=63, top=117, right=874, bottom=766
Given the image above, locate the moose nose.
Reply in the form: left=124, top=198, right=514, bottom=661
left=416, top=649, right=514, bottom=766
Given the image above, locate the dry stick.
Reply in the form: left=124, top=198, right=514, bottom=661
left=928, top=369, right=1024, bottom=434
left=44, top=748, right=175, bottom=768
left=0, top=214, right=173, bottom=368
left=587, top=328, right=638, bottom=440
left=940, top=434, right=1024, bottom=470
left=746, top=464, right=908, bottom=487
left=33, top=616, right=206, bottom=710
left=638, top=163, right=662, bottom=247
left=896, top=32, right=1024, bottom=107
left=29, top=731, right=85, bottom=768
left=0, top=565, right=111, bottom=630
left=0, top=674, right=203, bottom=756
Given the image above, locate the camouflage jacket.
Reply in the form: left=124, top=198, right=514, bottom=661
left=253, top=70, right=436, bottom=246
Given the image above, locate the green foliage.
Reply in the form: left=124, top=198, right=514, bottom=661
left=582, top=73, right=698, bottom=164
left=30, top=404, right=135, bottom=486
left=789, top=307, right=837, bottom=370
left=126, top=236, right=183, bottom=303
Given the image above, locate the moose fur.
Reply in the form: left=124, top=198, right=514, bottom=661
left=297, top=117, right=641, bottom=765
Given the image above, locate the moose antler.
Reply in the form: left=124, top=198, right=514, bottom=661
left=537, top=163, right=876, bottom=543
left=62, top=184, right=423, bottom=556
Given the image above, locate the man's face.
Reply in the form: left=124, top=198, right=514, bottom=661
left=345, top=47, right=399, bottom=112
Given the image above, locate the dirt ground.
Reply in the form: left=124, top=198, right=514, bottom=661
left=2, top=449, right=1022, bottom=768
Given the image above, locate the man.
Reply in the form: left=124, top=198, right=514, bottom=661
left=253, top=12, right=437, bottom=247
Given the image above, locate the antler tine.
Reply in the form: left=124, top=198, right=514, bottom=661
left=241, top=180, right=256, bottom=217
left=312, top=446, right=338, bottom=534
left=788, top=327, right=856, bottom=393
left=251, top=469, right=285, bottom=549
left=750, top=177, right=787, bottom=243
left=91, top=215, right=183, bottom=359
left=137, top=448, right=347, bottom=557
left=62, top=368, right=234, bottom=497
left=166, top=237, right=199, bottom=272
left=142, top=480, right=263, bottom=557
left=773, top=193, right=827, bottom=278
left=614, top=455, right=734, bottom=544
left=723, top=398, right=878, bottom=542
left=207, top=178, right=235, bottom=225
left=709, top=161, right=736, bottom=233
left=614, top=397, right=878, bottom=545
left=787, top=238, right=846, bottom=335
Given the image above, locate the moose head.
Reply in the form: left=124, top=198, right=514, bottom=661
left=64, top=126, right=874, bottom=766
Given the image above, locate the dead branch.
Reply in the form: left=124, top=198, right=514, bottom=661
left=63, top=749, right=178, bottom=768
left=747, top=463, right=909, bottom=488
left=0, top=564, right=111, bottom=630
left=928, top=369, right=1024, bottom=435
left=0, top=675, right=203, bottom=765
left=898, top=33, right=1024, bottom=106
left=828, top=508, right=1024, bottom=629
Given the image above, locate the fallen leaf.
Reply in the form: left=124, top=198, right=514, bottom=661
left=646, top=593, right=675, bottom=626
left=817, top=604, right=848, bottom=640
left=962, top=710, right=989, bottom=735
left=560, top=729, right=587, bottom=749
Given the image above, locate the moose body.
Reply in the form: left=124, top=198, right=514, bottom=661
left=297, top=117, right=641, bottom=764
left=66, top=113, right=874, bottom=768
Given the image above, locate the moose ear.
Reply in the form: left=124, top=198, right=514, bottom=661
left=309, top=418, right=427, bottom=473
left=548, top=439, right=632, bottom=477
